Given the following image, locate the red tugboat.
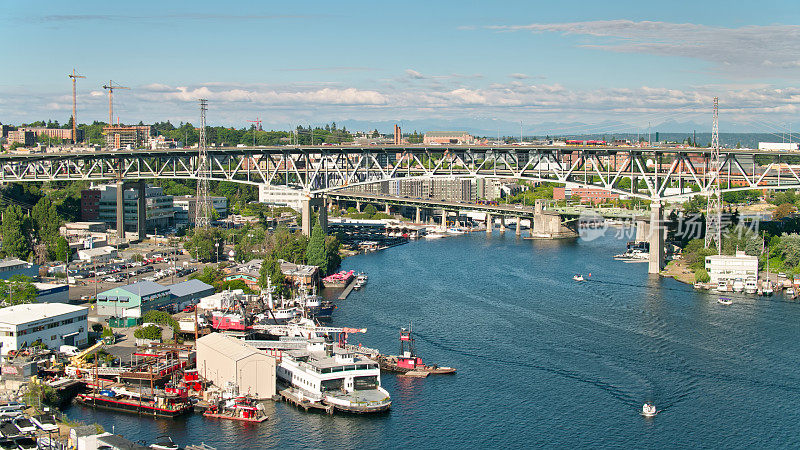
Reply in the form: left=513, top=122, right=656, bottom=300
left=378, top=326, right=456, bottom=375
left=203, top=396, right=268, bottom=423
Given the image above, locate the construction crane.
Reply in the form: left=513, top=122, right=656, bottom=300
left=68, top=69, right=86, bottom=144
left=102, top=80, right=130, bottom=125
left=247, top=117, right=263, bottom=146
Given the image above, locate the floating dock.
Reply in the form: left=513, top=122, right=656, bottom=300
left=338, top=279, right=356, bottom=300
left=279, top=387, right=334, bottom=414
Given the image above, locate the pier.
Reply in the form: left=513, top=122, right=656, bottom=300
left=338, top=279, right=357, bottom=300
left=279, top=387, right=334, bottom=414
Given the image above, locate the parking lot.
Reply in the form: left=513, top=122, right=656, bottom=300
left=68, top=252, right=203, bottom=303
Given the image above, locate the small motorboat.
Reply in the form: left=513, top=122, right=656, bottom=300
left=641, top=403, right=657, bottom=417
left=572, top=274, right=585, bottom=282
left=717, top=297, right=732, bottom=305
left=150, top=436, right=179, bottom=450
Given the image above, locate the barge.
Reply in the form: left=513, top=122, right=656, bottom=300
left=75, top=387, right=192, bottom=418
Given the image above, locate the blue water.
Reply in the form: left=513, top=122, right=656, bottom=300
left=64, top=232, right=800, bottom=448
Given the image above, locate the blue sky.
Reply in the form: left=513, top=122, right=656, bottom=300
left=2, top=0, right=799, bottom=134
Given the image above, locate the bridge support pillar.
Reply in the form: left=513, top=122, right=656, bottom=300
left=116, top=180, right=125, bottom=239
left=486, top=213, right=492, bottom=233
left=385, top=204, right=391, bottom=215
left=648, top=202, right=664, bottom=274
left=415, top=207, right=421, bottom=223
left=355, top=201, right=361, bottom=213
left=301, top=196, right=328, bottom=236
left=516, top=218, right=521, bottom=236
left=441, top=210, right=447, bottom=228
left=136, top=181, right=146, bottom=241
left=499, top=216, right=506, bottom=233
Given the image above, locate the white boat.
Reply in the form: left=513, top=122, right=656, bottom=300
left=424, top=233, right=446, bottom=240
left=732, top=278, right=745, bottom=293
left=572, top=275, right=585, bottom=282
left=717, top=297, right=732, bottom=305
left=641, top=403, right=657, bottom=417
left=447, top=228, right=466, bottom=235
left=30, top=413, right=58, bottom=432
left=716, top=280, right=730, bottom=292
left=744, top=277, right=758, bottom=295
left=786, top=287, right=796, bottom=298
left=763, top=281, right=774, bottom=296
left=276, top=337, right=391, bottom=414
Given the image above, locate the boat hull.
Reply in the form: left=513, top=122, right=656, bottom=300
left=378, top=357, right=456, bottom=375
left=74, top=395, right=192, bottom=419
left=203, top=411, right=268, bottom=423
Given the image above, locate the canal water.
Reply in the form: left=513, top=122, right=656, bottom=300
left=64, top=231, right=800, bottom=448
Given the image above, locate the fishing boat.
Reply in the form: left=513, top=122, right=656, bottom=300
left=377, top=327, right=456, bottom=375
left=641, top=403, right=658, bottom=417
left=718, top=297, right=732, bottom=305
left=75, top=386, right=192, bottom=419
left=763, top=281, right=774, bottom=296
left=203, top=397, right=268, bottom=423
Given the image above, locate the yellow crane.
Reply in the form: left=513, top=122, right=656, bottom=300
left=102, top=80, right=130, bottom=125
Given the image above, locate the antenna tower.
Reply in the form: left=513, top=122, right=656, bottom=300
left=705, top=97, right=722, bottom=253
left=195, top=99, right=212, bottom=228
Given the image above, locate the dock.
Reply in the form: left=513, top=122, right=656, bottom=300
left=279, top=387, right=334, bottom=414
left=338, top=279, right=356, bottom=300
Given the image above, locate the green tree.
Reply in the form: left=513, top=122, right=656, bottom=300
left=134, top=324, right=162, bottom=340
left=258, top=257, right=287, bottom=297
left=363, top=204, right=378, bottom=216
left=694, top=268, right=710, bottom=283
left=0, top=275, right=38, bottom=306
left=306, top=221, right=327, bottom=274
left=324, top=235, right=341, bottom=275
left=2, top=205, right=32, bottom=259
left=183, top=227, right=224, bottom=262
left=55, top=236, right=71, bottom=263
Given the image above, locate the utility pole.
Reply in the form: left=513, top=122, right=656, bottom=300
left=195, top=99, right=212, bottom=228
left=102, top=81, right=130, bottom=125
left=68, top=69, right=86, bottom=144
left=705, top=97, right=722, bottom=254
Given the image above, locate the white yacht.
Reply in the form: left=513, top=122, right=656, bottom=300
left=276, top=338, right=391, bottom=414
left=744, top=277, right=758, bottom=295
left=732, top=278, right=745, bottom=293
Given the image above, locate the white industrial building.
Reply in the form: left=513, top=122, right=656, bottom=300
left=705, top=251, right=759, bottom=284
left=259, top=185, right=304, bottom=211
left=0, top=303, right=88, bottom=354
left=196, top=333, right=276, bottom=399
left=77, top=246, right=118, bottom=264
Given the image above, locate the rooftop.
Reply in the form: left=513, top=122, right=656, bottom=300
left=169, top=279, right=213, bottom=297
left=0, top=303, right=87, bottom=325
left=0, top=258, right=30, bottom=269
left=424, top=131, right=471, bottom=137
left=119, top=280, right=169, bottom=297
left=198, top=333, right=275, bottom=362
left=78, top=246, right=116, bottom=256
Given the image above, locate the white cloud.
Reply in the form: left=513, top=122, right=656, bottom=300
left=487, top=20, right=800, bottom=76
left=509, top=73, right=529, bottom=79
left=405, top=69, right=426, bottom=80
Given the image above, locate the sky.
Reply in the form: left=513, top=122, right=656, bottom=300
left=1, top=0, right=799, bottom=135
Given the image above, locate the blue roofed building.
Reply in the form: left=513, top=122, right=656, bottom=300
left=96, top=279, right=213, bottom=327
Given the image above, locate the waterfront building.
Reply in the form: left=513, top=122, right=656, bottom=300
left=0, top=258, right=40, bottom=280
left=0, top=303, right=88, bottom=354
left=704, top=251, right=759, bottom=284
left=258, top=185, right=304, bottom=211
left=80, top=184, right=174, bottom=233
left=173, top=195, right=228, bottom=227
left=196, top=333, right=277, bottom=399
left=224, top=259, right=262, bottom=290
left=423, top=131, right=474, bottom=145
left=96, top=280, right=213, bottom=326
left=278, top=259, right=320, bottom=286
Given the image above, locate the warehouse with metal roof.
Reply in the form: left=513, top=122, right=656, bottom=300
left=196, top=333, right=276, bottom=399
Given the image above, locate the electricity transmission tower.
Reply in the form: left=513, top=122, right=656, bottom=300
left=705, top=97, right=722, bottom=253
left=195, top=99, right=212, bottom=228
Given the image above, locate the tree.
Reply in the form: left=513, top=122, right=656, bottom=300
left=258, top=257, right=287, bottom=297
left=324, top=235, right=341, bottom=275
left=306, top=221, right=327, bottom=274
left=134, top=324, right=162, bottom=340
left=55, top=236, right=70, bottom=263
left=0, top=275, right=38, bottom=306
left=773, top=203, right=796, bottom=220
left=2, top=205, right=31, bottom=259
left=183, top=227, right=224, bottom=262
left=363, top=204, right=378, bottom=216
left=694, top=268, right=710, bottom=283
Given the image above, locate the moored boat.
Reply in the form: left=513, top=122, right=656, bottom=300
left=377, top=327, right=456, bottom=375
left=75, top=387, right=192, bottom=419
left=203, top=397, right=268, bottom=423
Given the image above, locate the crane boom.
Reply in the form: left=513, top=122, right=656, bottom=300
left=102, top=80, right=130, bottom=125
left=68, top=69, right=86, bottom=144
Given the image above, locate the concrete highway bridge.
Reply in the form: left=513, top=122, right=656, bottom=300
left=0, top=144, right=795, bottom=273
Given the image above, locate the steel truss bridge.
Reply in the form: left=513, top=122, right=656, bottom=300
left=0, top=145, right=797, bottom=202
left=2, top=145, right=793, bottom=275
